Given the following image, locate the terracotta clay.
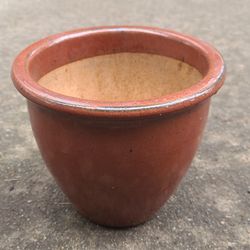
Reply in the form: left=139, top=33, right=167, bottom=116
left=38, top=53, right=202, bottom=102
left=11, top=26, right=225, bottom=227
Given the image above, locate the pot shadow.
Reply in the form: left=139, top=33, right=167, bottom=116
left=39, top=174, right=231, bottom=248
left=25, top=149, right=244, bottom=248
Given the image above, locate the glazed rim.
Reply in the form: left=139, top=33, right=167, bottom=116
left=11, top=26, right=225, bottom=118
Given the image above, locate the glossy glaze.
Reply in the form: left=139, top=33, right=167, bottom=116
left=11, top=26, right=225, bottom=227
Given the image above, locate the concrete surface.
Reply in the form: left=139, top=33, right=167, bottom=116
left=0, top=0, right=249, bottom=249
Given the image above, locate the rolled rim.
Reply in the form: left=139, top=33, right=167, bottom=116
left=11, top=26, right=225, bottom=118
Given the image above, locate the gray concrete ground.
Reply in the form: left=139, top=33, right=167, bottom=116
left=0, top=0, right=249, bottom=249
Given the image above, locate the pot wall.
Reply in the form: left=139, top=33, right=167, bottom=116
left=28, top=99, right=210, bottom=227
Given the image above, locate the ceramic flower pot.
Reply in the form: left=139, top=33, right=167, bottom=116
left=11, top=26, right=225, bottom=227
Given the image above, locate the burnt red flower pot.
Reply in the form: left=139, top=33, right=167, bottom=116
left=11, top=26, right=225, bottom=227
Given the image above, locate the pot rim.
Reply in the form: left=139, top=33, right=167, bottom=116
left=11, top=26, right=225, bottom=118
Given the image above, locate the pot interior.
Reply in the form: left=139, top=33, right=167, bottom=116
left=38, top=53, right=202, bottom=102
left=27, top=29, right=209, bottom=103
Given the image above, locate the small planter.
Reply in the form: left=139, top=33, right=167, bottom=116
left=11, top=26, right=225, bottom=227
